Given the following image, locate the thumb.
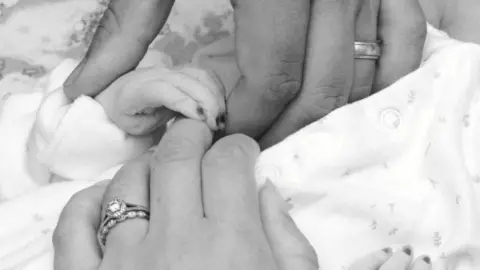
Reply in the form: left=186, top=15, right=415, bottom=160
left=63, top=0, right=174, bottom=100
left=53, top=180, right=110, bottom=270
left=259, top=180, right=319, bottom=270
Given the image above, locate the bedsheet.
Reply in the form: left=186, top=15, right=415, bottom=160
left=1, top=1, right=480, bottom=270
left=0, top=0, right=232, bottom=98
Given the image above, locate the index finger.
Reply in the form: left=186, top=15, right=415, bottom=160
left=148, top=118, right=213, bottom=233
left=224, top=0, right=310, bottom=139
left=63, top=0, right=174, bottom=100
left=202, top=134, right=260, bottom=224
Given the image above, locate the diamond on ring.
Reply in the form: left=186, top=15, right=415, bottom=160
left=106, top=198, right=127, bottom=218
left=97, top=198, right=151, bottom=253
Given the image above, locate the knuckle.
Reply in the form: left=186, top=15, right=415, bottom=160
left=299, top=84, right=350, bottom=118
left=152, top=136, right=200, bottom=165
left=204, top=134, right=259, bottom=166
left=262, top=71, right=302, bottom=104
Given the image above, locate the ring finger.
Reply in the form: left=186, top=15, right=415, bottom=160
left=260, top=0, right=362, bottom=148
left=100, top=152, right=152, bottom=256
left=350, top=0, right=380, bottom=102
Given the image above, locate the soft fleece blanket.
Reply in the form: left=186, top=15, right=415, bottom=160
left=1, top=1, right=480, bottom=270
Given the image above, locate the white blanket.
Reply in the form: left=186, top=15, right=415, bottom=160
left=0, top=24, right=479, bottom=270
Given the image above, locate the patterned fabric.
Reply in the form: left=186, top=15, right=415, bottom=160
left=2, top=1, right=480, bottom=270
left=0, top=0, right=233, bottom=92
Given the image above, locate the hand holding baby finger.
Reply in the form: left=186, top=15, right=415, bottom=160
left=144, top=119, right=279, bottom=269
left=96, top=66, right=226, bottom=136
left=63, top=0, right=175, bottom=100
left=202, top=133, right=260, bottom=224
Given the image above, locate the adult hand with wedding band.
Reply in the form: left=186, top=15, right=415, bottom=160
left=225, top=0, right=427, bottom=148
left=53, top=118, right=319, bottom=270
left=62, top=0, right=426, bottom=150
left=53, top=119, right=432, bottom=270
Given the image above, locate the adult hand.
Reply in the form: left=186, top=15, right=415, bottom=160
left=225, top=0, right=426, bottom=148
left=62, top=0, right=175, bottom=100
left=53, top=118, right=318, bottom=270
left=53, top=119, right=432, bottom=270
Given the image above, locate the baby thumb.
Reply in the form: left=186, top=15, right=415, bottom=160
left=259, top=180, right=319, bottom=270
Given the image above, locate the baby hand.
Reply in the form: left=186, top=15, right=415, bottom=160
left=96, top=65, right=227, bottom=135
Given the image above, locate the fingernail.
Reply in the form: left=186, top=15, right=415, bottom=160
left=63, top=58, right=86, bottom=87
left=196, top=107, right=206, bottom=120
left=382, top=247, right=392, bottom=255
left=402, top=245, right=412, bottom=256
left=422, top=256, right=431, bottom=264
left=265, top=179, right=292, bottom=212
left=215, top=112, right=227, bottom=130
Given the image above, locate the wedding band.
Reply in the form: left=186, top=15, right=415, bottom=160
left=97, top=198, right=150, bottom=252
left=354, top=41, right=382, bottom=60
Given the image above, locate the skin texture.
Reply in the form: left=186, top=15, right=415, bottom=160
left=53, top=119, right=432, bottom=270
left=53, top=118, right=319, bottom=270
left=61, top=0, right=480, bottom=148
left=62, top=0, right=426, bottom=150
left=253, top=0, right=426, bottom=147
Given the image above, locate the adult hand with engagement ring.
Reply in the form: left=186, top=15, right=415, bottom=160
left=53, top=118, right=319, bottom=270
left=53, top=119, right=432, bottom=270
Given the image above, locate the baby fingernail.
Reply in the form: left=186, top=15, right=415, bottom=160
left=196, top=107, right=206, bottom=119
left=423, top=256, right=431, bottom=264
left=215, top=112, right=226, bottom=130
left=402, top=245, right=412, bottom=256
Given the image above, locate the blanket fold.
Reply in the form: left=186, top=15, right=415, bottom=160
left=0, top=24, right=479, bottom=270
